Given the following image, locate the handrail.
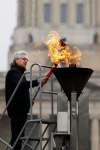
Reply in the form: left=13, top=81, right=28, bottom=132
left=30, top=63, right=42, bottom=119
left=30, top=64, right=58, bottom=118
left=0, top=63, right=58, bottom=150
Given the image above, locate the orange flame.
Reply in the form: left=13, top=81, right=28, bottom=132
left=69, top=47, right=82, bottom=66
left=46, top=31, right=82, bottom=67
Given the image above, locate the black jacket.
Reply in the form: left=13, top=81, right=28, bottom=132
left=5, top=63, right=39, bottom=119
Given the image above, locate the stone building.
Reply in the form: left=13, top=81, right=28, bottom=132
left=8, top=0, right=100, bottom=71
left=0, top=0, right=100, bottom=150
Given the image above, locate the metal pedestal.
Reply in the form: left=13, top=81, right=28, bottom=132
left=70, top=92, right=79, bottom=150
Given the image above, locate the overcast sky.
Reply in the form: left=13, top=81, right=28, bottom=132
left=0, top=0, right=17, bottom=71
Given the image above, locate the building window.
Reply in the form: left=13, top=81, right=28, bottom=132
left=60, top=4, right=67, bottom=23
left=44, top=3, right=51, bottom=23
left=76, top=3, right=84, bottom=24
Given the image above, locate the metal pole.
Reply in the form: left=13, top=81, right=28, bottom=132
left=70, top=92, right=79, bottom=150
left=0, top=137, right=12, bottom=149
left=51, top=76, right=54, bottom=115
left=29, top=63, right=42, bottom=119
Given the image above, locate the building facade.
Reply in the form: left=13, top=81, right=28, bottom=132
left=1, top=0, right=100, bottom=149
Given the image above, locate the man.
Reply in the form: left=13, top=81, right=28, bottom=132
left=5, top=50, right=39, bottom=150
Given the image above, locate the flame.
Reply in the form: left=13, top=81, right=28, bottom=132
left=46, top=31, right=61, bottom=64
left=69, top=47, right=82, bottom=66
left=46, top=31, right=82, bottom=67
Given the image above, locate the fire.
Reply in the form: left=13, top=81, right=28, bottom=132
left=69, top=47, right=82, bottom=66
left=46, top=31, right=82, bottom=67
left=46, top=31, right=61, bottom=64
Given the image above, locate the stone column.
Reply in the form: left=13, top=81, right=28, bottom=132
left=84, top=0, right=91, bottom=27
left=95, top=0, right=100, bottom=27
left=36, top=0, right=43, bottom=27
left=68, top=0, right=76, bottom=27
left=51, top=0, right=60, bottom=28
left=91, top=118, right=99, bottom=150
left=31, top=0, right=36, bottom=27
left=17, top=0, right=25, bottom=27
left=24, top=0, right=32, bottom=27
left=91, top=0, right=96, bottom=27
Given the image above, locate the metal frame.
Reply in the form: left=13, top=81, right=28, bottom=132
left=27, top=64, right=57, bottom=150
left=0, top=63, right=58, bottom=150
left=70, top=92, right=79, bottom=150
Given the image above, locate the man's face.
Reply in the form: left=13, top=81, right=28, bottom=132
left=15, top=58, right=28, bottom=68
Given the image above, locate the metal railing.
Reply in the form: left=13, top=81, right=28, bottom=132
left=0, top=64, right=58, bottom=150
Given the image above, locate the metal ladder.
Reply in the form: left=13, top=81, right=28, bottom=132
left=20, top=64, right=57, bottom=150
left=0, top=64, right=58, bottom=150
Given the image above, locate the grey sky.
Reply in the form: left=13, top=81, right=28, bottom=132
left=0, top=0, right=17, bottom=71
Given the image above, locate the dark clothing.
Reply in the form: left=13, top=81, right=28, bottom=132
left=5, top=63, right=39, bottom=149
left=10, top=117, right=27, bottom=150
left=5, top=63, right=39, bottom=119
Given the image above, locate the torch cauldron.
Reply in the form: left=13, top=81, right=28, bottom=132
left=53, top=67, right=93, bottom=150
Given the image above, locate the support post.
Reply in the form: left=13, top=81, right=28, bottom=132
left=70, top=92, right=79, bottom=150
